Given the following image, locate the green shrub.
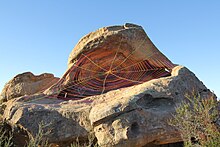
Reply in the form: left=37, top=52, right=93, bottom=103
left=0, top=118, right=13, bottom=147
left=27, top=122, right=51, bottom=147
left=0, top=119, right=51, bottom=147
left=0, top=127, right=13, bottom=147
left=169, top=94, right=220, bottom=147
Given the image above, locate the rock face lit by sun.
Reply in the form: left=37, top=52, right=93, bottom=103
left=1, top=23, right=216, bottom=147
left=45, top=23, right=175, bottom=100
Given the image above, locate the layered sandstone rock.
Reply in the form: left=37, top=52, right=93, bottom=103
left=2, top=66, right=214, bottom=146
left=89, top=66, right=213, bottom=146
left=0, top=23, right=217, bottom=147
left=45, top=23, right=175, bottom=100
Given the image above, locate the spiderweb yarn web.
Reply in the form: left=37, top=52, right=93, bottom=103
left=48, top=37, right=175, bottom=100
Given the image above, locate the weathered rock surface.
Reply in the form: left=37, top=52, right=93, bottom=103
left=2, top=94, right=92, bottom=146
left=0, top=23, right=217, bottom=147
left=0, top=72, right=59, bottom=102
left=45, top=23, right=175, bottom=100
left=67, top=23, right=173, bottom=69
left=89, top=66, right=214, bottom=147
left=2, top=66, right=214, bottom=146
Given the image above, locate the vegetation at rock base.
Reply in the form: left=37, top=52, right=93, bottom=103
left=1, top=93, right=219, bottom=147
left=0, top=102, right=98, bottom=147
left=26, top=122, right=51, bottom=147
left=169, top=93, right=220, bottom=147
left=0, top=119, right=50, bottom=147
left=0, top=116, right=13, bottom=147
left=0, top=116, right=99, bottom=147
left=0, top=125, right=13, bottom=147
left=70, top=133, right=99, bottom=147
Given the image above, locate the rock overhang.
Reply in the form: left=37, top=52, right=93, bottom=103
left=0, top=23, right=216, bottom=147
left=45, top=23, right=176, bottom=100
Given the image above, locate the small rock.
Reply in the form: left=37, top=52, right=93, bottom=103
left=0, top=72, right=59, bottom=102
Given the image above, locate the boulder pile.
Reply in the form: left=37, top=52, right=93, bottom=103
left=0, top=23, right=216, bottom=147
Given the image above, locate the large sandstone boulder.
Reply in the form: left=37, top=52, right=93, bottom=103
left=0, top=72, right=59, bottom=102
left=45, top=23, right=175, bottom=100
left=2, top=94, right=92, bottom=146
left=2, top=66, right=214, bottom=146
left=0, top=23, right=217, bottom=146
left=89, top=66, right=213, bottom=147
left=67, top=23, right=173, bottom=69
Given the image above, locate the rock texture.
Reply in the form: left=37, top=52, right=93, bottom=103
left=2, top=66, right=214, bottom=146
left=0, top=72, right=59, bottom=102
left=67, top=23, right=173, bottom=69
left=45, top=23, right=175, bottom=100
left=90, top=66, right=214, bottom=147
left=0, top=23, right=217, bottom=147
left=2, top=94, right=91, bottom=146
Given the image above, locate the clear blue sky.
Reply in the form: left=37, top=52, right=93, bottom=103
left=0, top=0, right=219, bottom=98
